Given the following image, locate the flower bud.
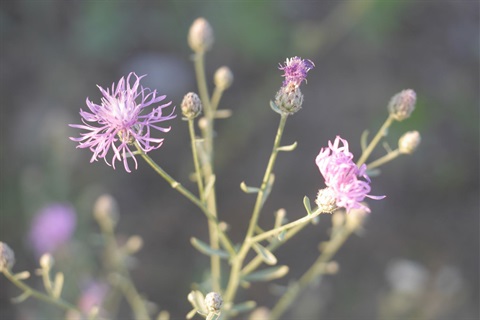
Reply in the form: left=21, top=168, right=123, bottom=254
left=181, top=92, right=203, bottom=119
left=274, top=82, right=304, bottom=115
left=315, top=187, right=337, bottom=213
left=40, top=253, right=54, bottom=269
left=204, top=292, right=223, bottom=314
left=0, top=242, right=15, bottom=272
left=398, top=131, right=421, bottom=154
left=388, top=89, right=417, bottom=121
left=188, top=18, right=214, bottom=53
left=345, top=206, right=369, bottom=231
left=214, top=66, right=233, bottom=90
left=94, top=194, right=119, bottom=230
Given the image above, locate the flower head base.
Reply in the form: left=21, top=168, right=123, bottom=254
left=70, top=73, right=176, bottom=172
left=274, top=82, right=304, bottom=115
left=315, top=136, right=385, bottom=213
left=279, top=56, right=315, bottom=87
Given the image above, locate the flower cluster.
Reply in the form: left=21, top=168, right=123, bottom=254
left=70, top=72, right=176, bottom=172
left=315, top=136, right=385, bottom=213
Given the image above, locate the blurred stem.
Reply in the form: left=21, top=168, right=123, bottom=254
left=99, top=217, right=151, bottom=320
left=211, top=86, right=224, bottom=113
left=193, top=51, right=221, bottom=293
left=2, top=269, right=79, bottom=313
left=366, top=149, right=401, bottom=170
left=269, top=225, right=354, bottom=320
left=135, top=144, right=233, bottom=255
left=357, top=115, right=395, bottom=167
left=224, top=113, right=288, bottom=304
left=249, top=208, right=322, bottom=244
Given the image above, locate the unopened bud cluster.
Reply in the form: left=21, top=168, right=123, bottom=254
left=188, top=18, right=214, bottom=53
left=204, top=292, right=223, bottom=313
left=0, top=242, right=15, bottom=272
left=214, top=66, right=233, bottom=90
left=274, top=82, right=304, bottom=115
left=181, top=92, right=203, bottom=119
left=388, top=89, right=417, bottom=121
left=398, top=131, right=421, bottom=154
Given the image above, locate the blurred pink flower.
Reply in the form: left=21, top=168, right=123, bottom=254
left=28, top=203, right=76, bottom=257
left=78, top=281, right=109, bottom=314
left=70, top=72, right=176, bottom=172
left=316, top=136, right=385, bottom=212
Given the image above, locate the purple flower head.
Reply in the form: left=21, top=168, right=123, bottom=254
left=70, top=72, right=176, bottom=172
left=28, top=203, right=76, bottom=257
left=315, top=136, right=385, bottom=213
left=279, top=56, right=315, bottom=87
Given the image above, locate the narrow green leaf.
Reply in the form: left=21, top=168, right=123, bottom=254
left=270, top=100, right=282, bottom=115
left=260, top=174, right=275, bottom=207
left=252, top=243, right=277, bottom=265
left=13, top=271, right=30, bottom=280
left=366, top=168, right=381, bottom=177
left=191, top=238, right=230, bottom=259
left=303, top=196, right=312, bottom=215
left=52, top=272, right=64, bottom=299
left=274, top=208, right=286, bottom=229
left=214, top=109, right=232, bottom=119
left=277, top=230, right=286, bottom=241
left=276, top=141, right=297, bottom=152
left=187, top=290, right=207, bottom=315
left=242, top=265, right=289, bottom=282
left=186, top=309, right=197, bottom=319
left=240, top=181, right=260, bottom=194
left=11, top=291, right=31, bottom=304
left=360, top=129, right=369, bottom=151
left=203, top=175, right=216, bottom=199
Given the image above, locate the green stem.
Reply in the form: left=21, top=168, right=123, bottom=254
left=188, top=119, right=205, bottom=200
left=269, top=226, right=354, bottom=320
left=2, top=270, right=78, bottom=313
left=223, top=113, right=289, bottom=303
left=356, top=115, right=395, bottom=167
left=249, top=208, right=322, bottom=244
left=366, top=149, right=401, bottom=170
left=192, top=51, right=222, bottom=293
left=210, top=86, right=224, bottom=113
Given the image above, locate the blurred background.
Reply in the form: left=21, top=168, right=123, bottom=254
left=1, top=0, right=478, bottom=319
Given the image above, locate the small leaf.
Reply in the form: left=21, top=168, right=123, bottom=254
left=240, top=181, right=260, bottom=194
left=11, top=291, right=31, bottom=304
left=276, top=141, right=297, bottom=152
left=13, top=271, right=30, bottom=280
left=260, top=174, right=275, bottom=207
left=228, top=301, right=257, bottom=316
left=186, top=309, right=197, bottom=319
left=52, top=272, right=64, bottom=299
left=274, top=208, right=287, bottom=229
left=157, top=310, right=170, bottom=320
left=252, top=243, right=277, bottom=265
left=366, top=168, right=381, bottom=177
left=187, top=290, right=208, bottom=315
left=303, top=196, right=312, bottom=215
left=360, top=130, right=369, bottom=151
left=214, top=109, right=232, bottom=119
left=204, top=175, right=216, bottom=199
left=277, top=230, right=286, bottom=241
left=270, top=100, right=282, bottom=115
left=191, top=238, right=230, bottom=259
left=242, top=265, right=289, bottom=282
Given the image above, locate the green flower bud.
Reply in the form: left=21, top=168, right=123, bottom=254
left=398, top=131, right=421, bottom=154
left=388, top=89, right=417, bottom=121
left=214, top=66, right=233, bottom=90
left=188, top=18, right=214, bottom=53
left=181, top=92, right=203, bottom=119
left=204, top=292, right=223, bottom=314
left=274, top=82, right=304, bottom=115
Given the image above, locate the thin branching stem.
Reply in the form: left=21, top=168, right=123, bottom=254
left=356, top=115, right=395, bottom=166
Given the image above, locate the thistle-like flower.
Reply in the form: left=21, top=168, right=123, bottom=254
left=315, top=136, right=385, bottom=213
left=70, top=73, right=176, bottom=172
left=279, top=56, right=315, bottom=87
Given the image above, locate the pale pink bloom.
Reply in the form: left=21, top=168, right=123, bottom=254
left=70, top=72, right=176, bottom=172
left=316, top=136, right=385, bottom=212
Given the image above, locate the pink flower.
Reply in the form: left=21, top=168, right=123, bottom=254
left=70, top=72, right=176, bottom=172
left=278, top=56, right=315, bottom=87
left=315, top=136, right=385, bottom=212
left=28, top=203, right=76, bottom=257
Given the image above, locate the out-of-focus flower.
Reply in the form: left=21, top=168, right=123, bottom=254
left=78, top=281, right=109, bottom=315
left=385, top=259, right=429, bottom=295
left=214, top=66, right=233, bottom=90
left=398, top=131, right=421, bottom=154
left=69, top=72, right=176, bottom=172
left=188, top=17, right=214, bottom=53
left=315, top=136, right=385, bottom=213
left=279, top=56, right=314, bottom=87
left=28, top=203, right=76, bottom=257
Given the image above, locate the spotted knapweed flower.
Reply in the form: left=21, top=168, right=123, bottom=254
left=315, top=136, right=385, bottom=213
left=70, top=72, right=176, bottom=172
left=279, top=56, right=315, bottom=87
left=28, top=203, right=76, bottom=257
